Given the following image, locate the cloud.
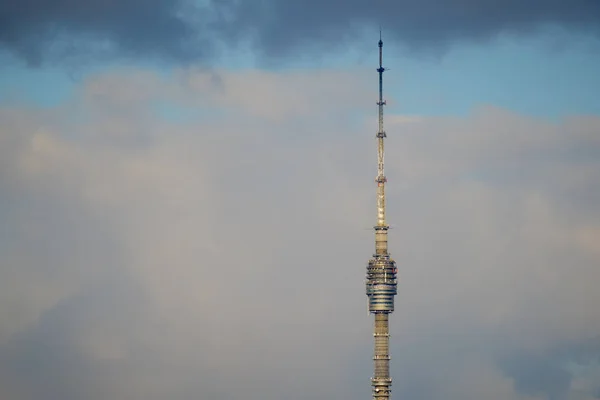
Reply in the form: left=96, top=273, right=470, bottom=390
left=215, top=0, right=600, bottom=59
left=1, top=0, right=600, bottom=66
left=1, top=68, right=600, bottom=399
left=0, top=0, right=209, bottom=66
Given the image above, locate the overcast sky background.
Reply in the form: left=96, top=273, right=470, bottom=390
left=1, top=1, right=600, bottom=400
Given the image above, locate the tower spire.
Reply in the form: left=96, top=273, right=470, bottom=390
left=366, top=31, right=397, bottom=400
left=376, top=28, right=387, bottom=231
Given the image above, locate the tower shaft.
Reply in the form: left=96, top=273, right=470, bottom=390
left=366, top=33, right=397, bottom=400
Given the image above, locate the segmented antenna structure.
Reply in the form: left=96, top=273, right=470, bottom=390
left=365, top=31, right=398, bottom=400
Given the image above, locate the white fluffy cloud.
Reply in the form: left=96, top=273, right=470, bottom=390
left=0, top=68, right=599, bottom=400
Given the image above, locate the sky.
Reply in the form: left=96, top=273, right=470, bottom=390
left=0, top=1, right=599, bottom=400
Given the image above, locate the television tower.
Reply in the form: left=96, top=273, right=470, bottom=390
left=365, top=31, right=398, bottom=400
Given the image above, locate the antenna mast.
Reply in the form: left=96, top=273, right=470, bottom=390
left=376, top=28, right=387, bottom=230
left=366, top=30, right=398, bottom=400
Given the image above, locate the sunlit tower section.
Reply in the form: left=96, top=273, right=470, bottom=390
left=365, top=31, right=398, bottom=400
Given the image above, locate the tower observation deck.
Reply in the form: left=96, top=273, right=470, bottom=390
left=365, top=32, right=398, bottom=400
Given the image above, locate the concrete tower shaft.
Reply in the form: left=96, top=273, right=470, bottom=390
left=365, top=32, right=397, bottom=400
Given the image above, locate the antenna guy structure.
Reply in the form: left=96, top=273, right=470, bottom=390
left=365, top=31, right=398, bottom=400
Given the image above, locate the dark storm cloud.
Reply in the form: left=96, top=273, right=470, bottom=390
left=1, top=0, right=600, bottom=65
left=216, top=0, right=600, bottom=59
left=498, top=352, right=573, bottom=400
left=0, top=0, right=209, bottom=66
left=496, top=337, right=600, bottom=400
